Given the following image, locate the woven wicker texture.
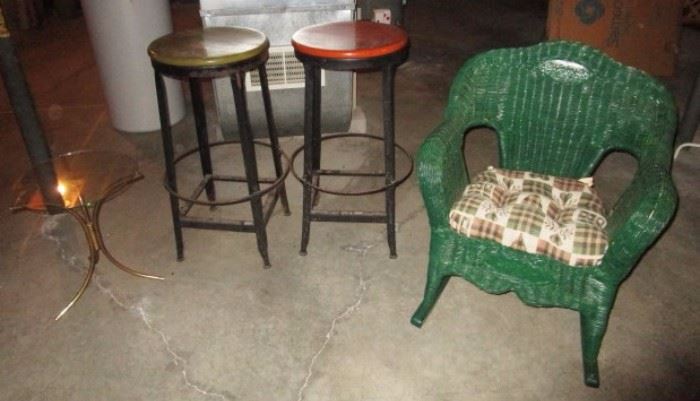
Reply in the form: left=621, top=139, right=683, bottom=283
left=410, top=41, right=678, bottom=387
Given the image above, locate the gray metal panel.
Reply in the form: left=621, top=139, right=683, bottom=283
left=202, top=10, right=352, bottom=46
left=201, top=1, right=355, bottom=138
left=200, top=0, right=355, bottom=13
left=211, top=69, right=352, bottom=137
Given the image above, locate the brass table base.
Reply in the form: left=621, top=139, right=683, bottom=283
left=12, top=151, right=164, bottom=321
left=55, top=193, right=164, bottom=320
left=14, top=174, right=164, bottom=321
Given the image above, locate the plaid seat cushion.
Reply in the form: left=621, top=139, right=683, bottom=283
left=449, top=167, right=608, bottom=267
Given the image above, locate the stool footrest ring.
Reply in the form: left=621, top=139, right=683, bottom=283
left=290, top=133, right=413, bottom=197
left=181, top=216, right=257, bottom=232
left=163, top=139, right=291, bottom=207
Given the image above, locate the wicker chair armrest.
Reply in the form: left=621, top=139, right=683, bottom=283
left=603, top=162, right=677, bottom=278
left=417, top=119, right=470, bottom=228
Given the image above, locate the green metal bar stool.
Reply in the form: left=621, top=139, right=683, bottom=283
left=148, top=27, right=290, bottom=267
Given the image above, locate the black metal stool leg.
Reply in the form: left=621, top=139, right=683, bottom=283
left=189, top=78, right=216, bottom=202
left=154, top=71, right=184, bottom=261
left=231, top=73, right=271, bottom=267
left=300, top=64, right=319, bottom=255
left=258, top=65, right=290, bottom=215
left=311, top=65, right=322, bottom=207
left=383, top=64, right=398, bottom=258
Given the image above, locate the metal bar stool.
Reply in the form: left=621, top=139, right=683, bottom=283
left=148, top=27, right=290, bottom=267
left=290, top=21, right=412, bottom=258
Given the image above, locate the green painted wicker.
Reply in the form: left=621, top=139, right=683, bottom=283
left=410, top=41, right=678, bottom=387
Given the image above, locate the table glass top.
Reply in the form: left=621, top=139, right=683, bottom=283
left=13, top=150, right=140, bottom=211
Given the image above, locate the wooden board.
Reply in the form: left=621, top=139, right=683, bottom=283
left=547, top=0, right=683, bottom=76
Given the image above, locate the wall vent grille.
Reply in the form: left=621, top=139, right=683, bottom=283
left=246, top=45, right=325, bottom=91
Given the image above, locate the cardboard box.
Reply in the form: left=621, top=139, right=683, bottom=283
left=547, top=0, right=683, bottom=76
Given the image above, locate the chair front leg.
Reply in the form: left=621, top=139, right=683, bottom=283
left=579, top=290, right=616, bottom=387
left=411, top=269, right=450, bottom=327
left=411, top=235, right=453, bottom=327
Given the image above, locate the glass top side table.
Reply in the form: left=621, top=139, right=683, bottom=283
left=12, top=150, right=164, bottom=320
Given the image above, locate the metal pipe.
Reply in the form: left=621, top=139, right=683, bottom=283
left=0, top=11, right=62, bottom=210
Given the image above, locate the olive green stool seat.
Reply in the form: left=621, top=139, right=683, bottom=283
left=148, top=27, right=290, bottom=267
left=148, top=27, right=268, bottom=68
left=410, top=41, right=678, bottom=387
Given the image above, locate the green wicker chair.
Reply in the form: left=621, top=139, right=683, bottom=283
left=410, top=41, right=678, bottom=387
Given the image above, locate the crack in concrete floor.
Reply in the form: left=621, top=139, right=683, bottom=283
left=37, top=201, right=426, bottom=401
left=136, top=305, right=232, bottom=401
left=295, top=242, right=373, bottom=401
left=41, top=214, right=232, bottom=401
left=294, top=204, right=424, bottom=400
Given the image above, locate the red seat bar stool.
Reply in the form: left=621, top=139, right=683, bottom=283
left=290, top=21, right=412, bottom=258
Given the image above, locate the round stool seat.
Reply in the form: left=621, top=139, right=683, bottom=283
left=291, top=21, right=408, bottom=60
left=148, top=27, right=268, bottom=68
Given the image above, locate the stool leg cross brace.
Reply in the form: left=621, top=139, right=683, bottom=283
left=297, top=52, right=410, bottom=258
left=154, top=63, right=290, bottom=267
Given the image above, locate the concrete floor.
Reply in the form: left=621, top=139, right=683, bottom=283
left=1, top=1, right=698, bottom=400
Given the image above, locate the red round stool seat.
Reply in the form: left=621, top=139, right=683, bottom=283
left=290, top=20, right=411, bottom=259
left=291, top=21, right=408, bottom=60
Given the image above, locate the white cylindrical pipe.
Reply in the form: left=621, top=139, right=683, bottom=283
left=81, top=0, right=185, bottom=133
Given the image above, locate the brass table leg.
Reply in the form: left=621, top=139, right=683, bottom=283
left=92, top=196, right=163, bottom=280
left=55, top=206, right=99, bottom=320
left=54, top=176, right=163, bottom=320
